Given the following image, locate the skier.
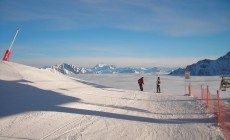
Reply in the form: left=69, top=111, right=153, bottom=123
left=138, top=77, right=144, bottom=91
left=156, top=77, right=161, bottom=93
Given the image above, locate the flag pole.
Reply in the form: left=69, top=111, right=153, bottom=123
left=2, top=28, right=20, bottom=61
left=9, top=28, right=20, bottom=51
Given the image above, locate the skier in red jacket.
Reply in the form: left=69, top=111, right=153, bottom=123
left=138, top=77, right=144, bottom=91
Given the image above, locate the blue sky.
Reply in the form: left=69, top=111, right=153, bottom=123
left=0, top=0, right=230, bottom=68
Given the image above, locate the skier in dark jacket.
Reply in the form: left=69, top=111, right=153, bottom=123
left=138, top=77, right=144, bottom=91
left=156, top=77, right=161, bottom=93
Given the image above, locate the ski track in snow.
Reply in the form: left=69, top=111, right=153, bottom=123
left=0, top=61, right=225, bottom=140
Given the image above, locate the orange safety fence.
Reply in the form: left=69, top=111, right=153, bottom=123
left=188, top=84, right=230, bottom=140
left=220, top=100, right=230, bottom=140
left=201, top=86, right=218, bottom=115
left=188, top=84, right=201, bottom=98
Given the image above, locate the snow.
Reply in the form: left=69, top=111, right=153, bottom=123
left=74, top=74, right=230, bottom=100
left=0, top=61, right=225, bottom=140
left=42, top=63, right=173, bottom=74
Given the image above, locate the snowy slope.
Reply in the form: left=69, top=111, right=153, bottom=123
left=0, top=61, right=223, bottom=140
left=170, top=51, right=230, bottom=76
left=42, top=63, right=173, bottom=74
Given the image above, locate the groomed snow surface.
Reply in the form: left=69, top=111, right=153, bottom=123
left=0, top=61, right=225, bottom=140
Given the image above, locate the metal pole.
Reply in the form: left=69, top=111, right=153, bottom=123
left=206, top=85, right=209, bottom=107
left=201, top=85, right=203, bottom=99
left=9, top=28, right=20, bottom=51
left=185, top=78, right=187, bottom=95
left=217, top=90, right=222, bottom=126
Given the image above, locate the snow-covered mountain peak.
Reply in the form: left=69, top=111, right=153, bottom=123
left=93, top=64, right=116, bottom=70
left=170, top=51, right=230, bottom=76
left=42, top=63, right=174, bottom=75
left=95, top=63, right=110, bottom=67
left=217, top=51, right=230, bottom=61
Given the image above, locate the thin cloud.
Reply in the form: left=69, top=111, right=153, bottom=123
left=1, top=0, right=229, bottom=35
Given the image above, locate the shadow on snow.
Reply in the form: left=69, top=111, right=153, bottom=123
left=0, top=80, right=216, bottom=125
left=0, top=80, right=80, bottom=118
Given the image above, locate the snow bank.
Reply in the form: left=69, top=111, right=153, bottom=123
left=74, top=74, right=229, bottom=99
left=0, top=61, right=224, bottom=140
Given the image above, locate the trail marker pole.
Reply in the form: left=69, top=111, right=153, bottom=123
left=201, top=85, right=204, bottom=100
left=217, top=90, right=222, bottom=126
left=3, top=28, right=20, bottom=61
left=206, top=86, right=209, bottom=107
left=188, top=83, right=191, bottom=96
left=185, top=71, right=190, bottom=95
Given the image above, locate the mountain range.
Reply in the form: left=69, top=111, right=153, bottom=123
left=170, top=51, right=230, bottom=76
left=42, top=51, right=230, bottom=76
left=42, top=64, right=174, bottom=75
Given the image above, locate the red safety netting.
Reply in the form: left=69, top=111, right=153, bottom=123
left=188, top=84, right=230, bottom=140
left=188, top=84, right=202, bottom=98
left=219, top=101, right=230, bottom=140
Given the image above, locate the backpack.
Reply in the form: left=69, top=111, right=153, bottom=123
left=138, top=79, right=142, bottom=84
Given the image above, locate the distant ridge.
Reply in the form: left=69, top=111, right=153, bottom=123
left=170, top=51, right=230, bottom=76
left=42, top=64, right=174, bottom=75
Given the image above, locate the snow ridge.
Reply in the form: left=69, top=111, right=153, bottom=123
left=170, top=51, right=230, bottom=76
